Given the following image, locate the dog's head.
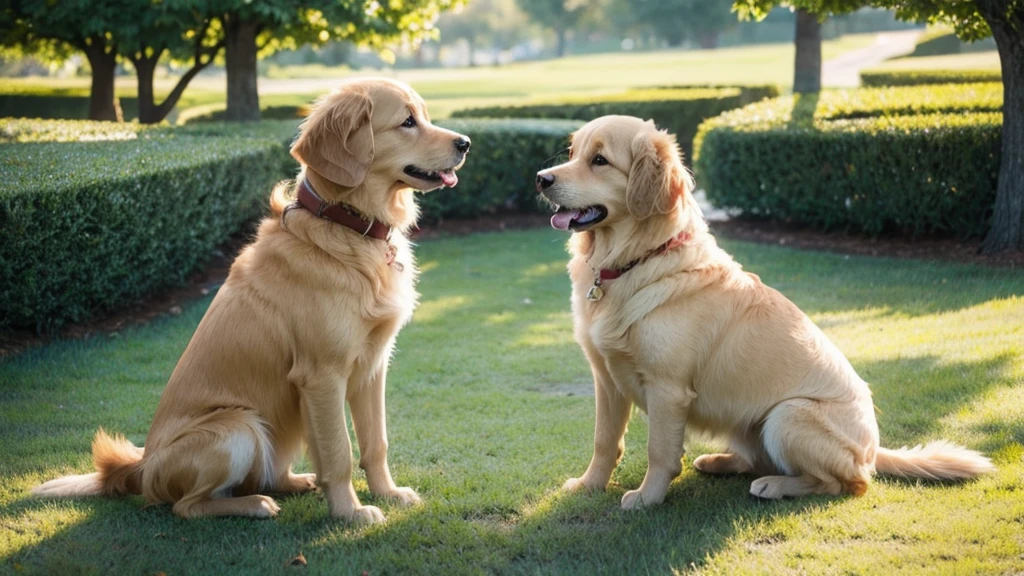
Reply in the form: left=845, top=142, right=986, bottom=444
left=536, top=115, right=694, bottom=233
left=292, top=78, right=470, bottom=194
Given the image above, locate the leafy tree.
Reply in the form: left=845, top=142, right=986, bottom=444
left=437, top=0, right=531, bottom=65
left=124, top=5, right=224, bottom=124
left=735, top=0, right=1023, bottom=253
left=1, top=0, right=132, bottom=121
left=214, top=0, right=459, bottom=122
left=515, top=0, right=585, bottom=57
left=1, top=1, right=224, bottom=124
left=632, top=0, right=737, bottom=48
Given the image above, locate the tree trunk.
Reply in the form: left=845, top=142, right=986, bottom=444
left=793, top=9, right=822, bottom=94
left=556, top=27, right=567, bottom=58
left=697, top=32, right=719, bottom=50
left=981, top=3, right=1024, bottom=253
left=84, top=43, right=121, bottom=122
left=134, top=56, right=158, bottom=124
left=134, top=42, right=223, bottom=125
left=224, top=16, right=260, bottom=122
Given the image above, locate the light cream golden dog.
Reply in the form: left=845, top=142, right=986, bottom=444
left=33, top=78, right=471, bottom=524
left=536, top=115, right=994, bottom=509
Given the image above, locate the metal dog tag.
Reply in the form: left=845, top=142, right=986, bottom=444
left=586, top=284, right=604, bottom=302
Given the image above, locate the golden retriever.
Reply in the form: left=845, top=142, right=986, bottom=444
left=536, top=115, right=994, bottom=508
left=33, top=78, right=471, bottom=524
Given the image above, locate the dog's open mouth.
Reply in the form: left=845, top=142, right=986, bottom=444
left=550, top=205, right=608, bottom=232
left=404, top=165, right=459, bottom=188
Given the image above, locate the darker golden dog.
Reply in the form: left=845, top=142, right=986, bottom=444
left=34, top=78, right=470, bottom=524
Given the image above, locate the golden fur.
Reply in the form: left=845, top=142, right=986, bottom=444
left=33, top=78, right=470, bottom=524
left=537, top=115, right=994, bottom=508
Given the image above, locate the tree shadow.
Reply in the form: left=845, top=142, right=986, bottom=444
left=787, top=91, right=820, bottom=130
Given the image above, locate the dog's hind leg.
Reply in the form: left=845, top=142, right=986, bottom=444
left=754, top=398, right=873, bottom=499
left=143, top=408, right=278, bottom=518
left=693, top=452, right=753, bottom=475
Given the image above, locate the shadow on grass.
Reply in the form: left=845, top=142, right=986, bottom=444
left=859, top=352, right=1017, bottom=446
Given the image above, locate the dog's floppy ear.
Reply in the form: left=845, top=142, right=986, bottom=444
left=626, top=128, right=694, bottom=220
left=291, top=88, right=374, bottom=188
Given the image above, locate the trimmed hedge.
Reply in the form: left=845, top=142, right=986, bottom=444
left=860, top=68, right=1003, bottom=87
left=0, top=133, right=286, bottom=332
left=694, top=85, right=1003, bottom=238
left=450, top=85, right=779, bottom=160
left=0, top=92, right=140, bottom=121
left=906, top=28, right=997, bottom=58
left=183, top=105, right=308, bottom=124
left=425, top=119, right=583, bottom=220
left=0, top=117, right=580, bottom=331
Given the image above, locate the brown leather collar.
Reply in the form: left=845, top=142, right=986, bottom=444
left=292, top=179, right=392, bottom=241
left=584, top=229, right=691, bottom=302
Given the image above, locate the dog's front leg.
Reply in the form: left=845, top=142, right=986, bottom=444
left=299, top=374, right=384, bottom=525
left=564, top=355, right=632, bottom=493
left=349, top=367, right=421, bottom=506
left=621, top=386, right=693, bottom=510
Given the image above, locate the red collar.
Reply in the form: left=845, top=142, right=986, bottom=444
left=293, top=179, right=392, bottom=241
left=598, top=229, right=692, bottom=281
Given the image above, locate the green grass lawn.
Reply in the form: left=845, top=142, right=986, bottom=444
left=2, top=228, right=1022, bottom=574
left=3, top=33, right=879, bottom=123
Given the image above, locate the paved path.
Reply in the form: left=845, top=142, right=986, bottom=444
left=822, top=30, right=922, bottom=87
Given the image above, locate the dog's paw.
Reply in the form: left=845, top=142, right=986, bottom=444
left=691, top=454, right=713, bottom=473
left=749, top=477, right=783, bottom=500
left=620, top=489, right=645, bottom=510
left=253, top=495, right=281, bottom=518
left=291, top=473, right=318, bottom=492
left=380, top=486, right=422, bottom=507
left=349, top=505, right=386, bottom=526
left=563, top=477, right=603, bottom=493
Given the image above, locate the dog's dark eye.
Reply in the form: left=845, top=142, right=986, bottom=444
left=401, top=115, right=417, bottom=128
left=592, top=154, right=608, bottom=166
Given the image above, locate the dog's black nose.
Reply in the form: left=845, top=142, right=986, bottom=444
left=536, top=172, right=555, bottom=191
left=454, top=137, right=471, bottom=153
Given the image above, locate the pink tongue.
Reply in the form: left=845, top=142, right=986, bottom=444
left=439, top=170, right=458, bottom=187
left=550, top=210, right=577, bottom=231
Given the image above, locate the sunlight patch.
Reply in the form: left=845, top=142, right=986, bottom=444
left=414, top=296, right=469, bottom=322
left=514, top=320, right=574, bottom=347
left=517, top=261, right=567, bottom=282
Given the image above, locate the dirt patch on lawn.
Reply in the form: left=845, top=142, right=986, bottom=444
left=3, top=215, right=1020, bottom=359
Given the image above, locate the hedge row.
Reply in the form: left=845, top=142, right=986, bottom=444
left=905, top=28, right=996, bottom=58
left=184, top=105, right=308, bottom=123
left=450, top=85, right=779, bottom=160
left=694, top=85, right=1003, bottom=238
left=0, top=131, right=286, bottom=332
left=425, top=118, right=582, bottom=220
left=860, top=68, right=1003, bottom=87
left=0, top=117, right=579, bottom=331
left=0, top=94, right=140, bottom=121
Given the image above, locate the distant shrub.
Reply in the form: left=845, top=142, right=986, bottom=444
left=906, top=28, right=996, bottom=58
left=694, top=85, right=1003, bottom=238
left=0, top=86, right=140, bottom=121
left=860, top=68, right=1002, bottom=87
left=425, top=119, right=583, bottom=221
left=183, top=105, right=308, bottom=124
left=450, top=85, right=779, bottom=160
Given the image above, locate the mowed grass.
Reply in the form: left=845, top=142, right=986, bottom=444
left=1, top=227, right=1023, bottom=575
left=3, top=33, right=879, bottom=122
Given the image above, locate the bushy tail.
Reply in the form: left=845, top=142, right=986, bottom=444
left=32, top=428, right=144, bottom=498
left=875, top=441, right=995, bottom=481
